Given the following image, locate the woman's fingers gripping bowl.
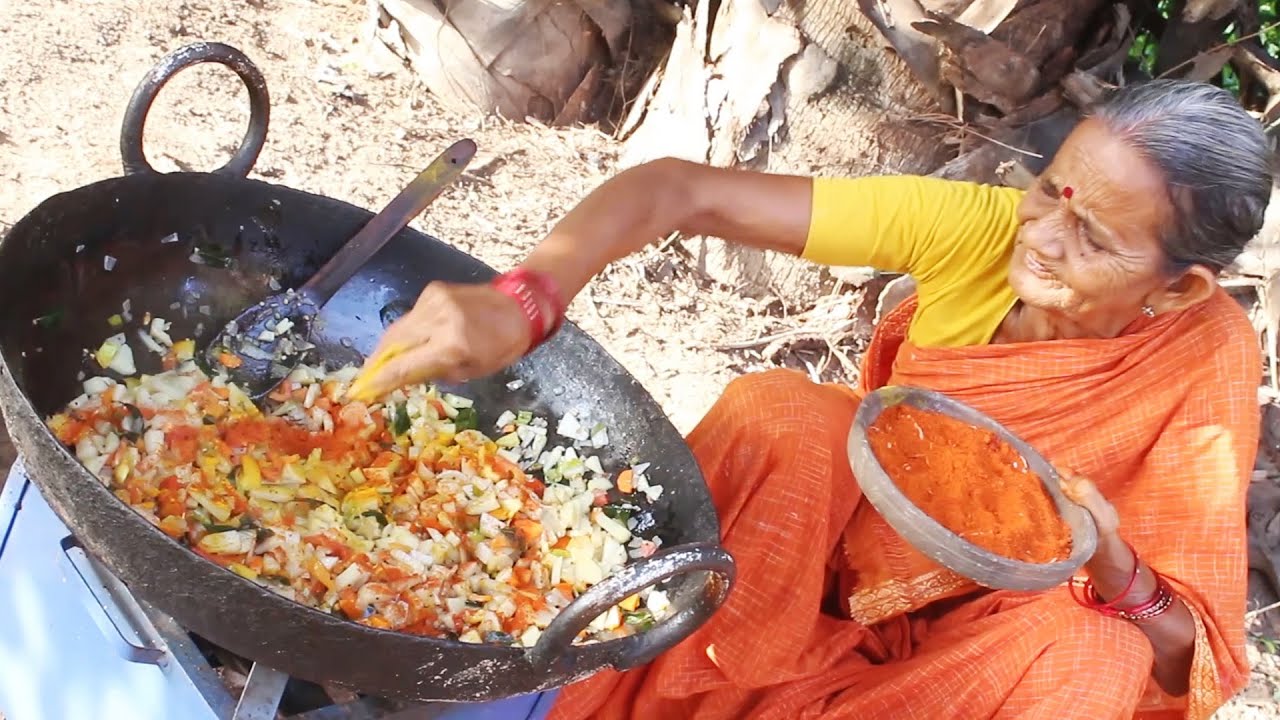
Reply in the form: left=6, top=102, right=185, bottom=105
left=1058, top=474, right=1120, bottom=536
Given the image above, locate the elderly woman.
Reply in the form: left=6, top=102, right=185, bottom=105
left=351, top=80, right=1271, bottom=719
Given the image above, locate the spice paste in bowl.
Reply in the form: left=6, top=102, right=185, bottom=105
left=847, top=385, right=1097, bottom=591
left=865, top=404, right=1072, bottom=564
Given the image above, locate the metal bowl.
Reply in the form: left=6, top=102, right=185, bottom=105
left=846, top=385, right=1098, bottom=591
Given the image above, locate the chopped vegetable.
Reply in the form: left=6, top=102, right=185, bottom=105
left=94, top=334, right=137, bottom=375
left=46, top=326, right=669, bottom=647
left=623, top=608, right=656, bottom=631
left=218, top=352, right=244, bottom=369
left=616, top=469, right=635, bottom=494
left=392, top=402, right=411, bottom=436
left=454, top=407, right=478, bottom=432
left=33, top=310, right=63, bottom=329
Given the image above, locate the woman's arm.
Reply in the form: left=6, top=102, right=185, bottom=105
left=520, top=158, right=814, bottom=306
left=349, top=161, right=1022, bottom=397
left=1087, top=532, right=1196, bottom=696
left=348, top=160, right=814, bottom=397
left=1063, top=478, right=1197, bottom=696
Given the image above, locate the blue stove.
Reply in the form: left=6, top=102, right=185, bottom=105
left=0, top=460, right=559, bottom=720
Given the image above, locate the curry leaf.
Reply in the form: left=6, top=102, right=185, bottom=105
left=454, top=407, right=479, bottom=431
left=392, top=402, right=411, bottom=436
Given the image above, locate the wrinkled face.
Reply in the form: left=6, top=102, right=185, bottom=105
left=1009, top=119, right=1176, bottom=327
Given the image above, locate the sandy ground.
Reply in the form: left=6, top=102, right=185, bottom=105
left=0, top=0, right=1275, bottom=716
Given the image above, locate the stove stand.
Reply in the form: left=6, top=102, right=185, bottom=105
left=0, top=461, right=557, bottom=720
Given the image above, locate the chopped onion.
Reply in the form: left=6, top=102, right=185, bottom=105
left=149, top=318, right=174, bottom=347
left=136, top=329, right=165, bottom=355
left=103, top=255, right=118, bottom=272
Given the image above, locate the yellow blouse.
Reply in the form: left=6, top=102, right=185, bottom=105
left=803, top=176, right=1024, bottom=348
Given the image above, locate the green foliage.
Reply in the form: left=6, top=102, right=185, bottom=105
left=1125, top=0, right=1280, bottom=98
left=1262, top=0, right=1280, bottom=59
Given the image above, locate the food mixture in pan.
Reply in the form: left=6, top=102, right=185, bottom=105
left=46, top=318, right=670, bottom=647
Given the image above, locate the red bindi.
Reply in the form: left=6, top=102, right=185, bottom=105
left=1062, top=186, right=1074, bottom=200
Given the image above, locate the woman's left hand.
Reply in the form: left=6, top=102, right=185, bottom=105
left=1059, top=474, right=1120, bottom=537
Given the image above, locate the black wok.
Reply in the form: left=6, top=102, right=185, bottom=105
left=0, top=42, right=734, bottom=702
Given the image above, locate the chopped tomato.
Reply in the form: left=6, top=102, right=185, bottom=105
left=512, top=566, right=533, bottom=588
left=166, top=426, right=200, bottom=464
left=512, top=519, right=543, bottom=545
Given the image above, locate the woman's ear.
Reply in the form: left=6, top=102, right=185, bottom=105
left=1151, top=265, right=1217, bottom=314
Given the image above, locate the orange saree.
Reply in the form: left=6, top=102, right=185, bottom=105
left=548, top=289, right=1260, bottom=720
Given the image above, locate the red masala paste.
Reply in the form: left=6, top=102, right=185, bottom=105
left=866, top=404, right=1072, bottom=564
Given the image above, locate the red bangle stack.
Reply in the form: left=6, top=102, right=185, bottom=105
left=491, top=267, right=567, bottom=354
left=1068, top=542, right=1176, bottom=622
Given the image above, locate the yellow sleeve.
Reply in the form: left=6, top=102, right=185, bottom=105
left=803, top=176, right=1025, bottom=347
left=802, top=175, right=1024, bottom=287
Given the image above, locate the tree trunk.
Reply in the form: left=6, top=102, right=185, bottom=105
left=369, top=0, right=632, bottom=125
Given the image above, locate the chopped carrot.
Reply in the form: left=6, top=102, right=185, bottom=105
left=267, top=381, right=294, bottom=402
left=338, top=588, right=363, bottom=618
left=218, top=352, right=244, bottom=369
left=617, top=469, right=635, bottom=494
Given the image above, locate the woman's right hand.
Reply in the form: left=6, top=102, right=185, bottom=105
left=347, top=280, right=534, bottom=401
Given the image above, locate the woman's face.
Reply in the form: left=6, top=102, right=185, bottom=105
left=1008, top=118, right=1203, bottom=333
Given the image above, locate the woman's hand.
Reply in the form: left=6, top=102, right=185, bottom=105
left=1059, top=473, right=1120, bottom=537
left=347, top=281, right=531, bottom=401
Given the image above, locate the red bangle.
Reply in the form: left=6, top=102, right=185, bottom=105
left=1102, top=542, right=1141, bottom=609
left=1068, top=542, right=1140, bottom=610
left=1069, top=558, right=1177, bottom=623
left=520, top=268, right=566, bottom=337
left=491, top=268, right=566, bottom=353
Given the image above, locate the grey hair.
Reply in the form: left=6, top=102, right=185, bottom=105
left=1089, top=79, right=1273, bottom=274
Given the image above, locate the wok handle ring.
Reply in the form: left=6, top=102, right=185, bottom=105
left=120, top=41, right=270, bottom=177
left=527, top=542, right=735, bottom=672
